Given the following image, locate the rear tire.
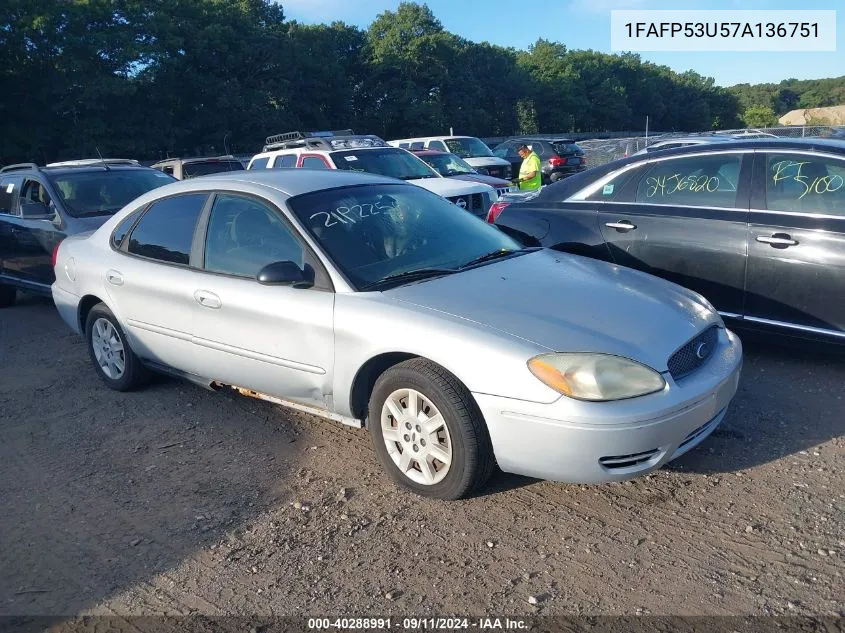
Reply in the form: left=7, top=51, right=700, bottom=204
left=549, top=172, right=565, bottom=183
left=85, top=303, right=150, bottom=391
left=368, top=358, right=494, bottom=500
left=0, top=284, right=16, bottom=308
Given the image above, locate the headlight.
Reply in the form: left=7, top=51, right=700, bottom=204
left=527, top=353, right=666, bottom=401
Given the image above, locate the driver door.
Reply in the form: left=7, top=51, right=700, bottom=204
left=190, top=192, right=335, bottom=407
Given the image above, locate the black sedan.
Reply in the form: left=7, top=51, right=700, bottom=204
left=488, top=138, right=845, bottom=344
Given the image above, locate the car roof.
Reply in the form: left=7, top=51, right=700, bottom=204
left=0, top=163, right=156, bottom=177
left=181, top=167, right=404, bottom=198
left=153, top=156, right=240, bottom=166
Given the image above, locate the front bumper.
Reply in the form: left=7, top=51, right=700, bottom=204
left=473, top=328, right=743, bottom=483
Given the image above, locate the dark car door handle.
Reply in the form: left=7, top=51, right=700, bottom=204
left=756, top=233, right=798, bottom=247
left=605, top=220, right=637, bottom=232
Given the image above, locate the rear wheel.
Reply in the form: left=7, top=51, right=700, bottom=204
left=368, top=358, right=494, bottom=500
left=549, top=172, right=565, bottom=183
left=0, top=284, right=16, bottom=308
left=85, top=303, right=150, bottom=391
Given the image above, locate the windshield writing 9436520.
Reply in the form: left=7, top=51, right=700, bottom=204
left=645, top=173, right=720, bottom=197
left=772, top=160, right=844, bottom=199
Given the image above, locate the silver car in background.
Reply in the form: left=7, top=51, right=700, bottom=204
left=52, top=170, right=742, bottom=500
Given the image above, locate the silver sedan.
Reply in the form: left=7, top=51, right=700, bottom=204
left=52, top=169, right=742, bottom=500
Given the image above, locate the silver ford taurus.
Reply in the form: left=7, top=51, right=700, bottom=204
left=52, top=169, right=742, bottom=500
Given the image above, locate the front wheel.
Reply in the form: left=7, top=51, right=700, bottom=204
left=85, top=303, right=150, bottom=391
left=368, top=358, right=494, bottom=500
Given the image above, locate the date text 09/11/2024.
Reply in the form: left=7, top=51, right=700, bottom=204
left=307, top=617, right=529, bottom=630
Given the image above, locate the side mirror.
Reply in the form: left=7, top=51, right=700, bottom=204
left=257, top=261, right=314, bottom=289
left=20, top=201, right=53, bottom=219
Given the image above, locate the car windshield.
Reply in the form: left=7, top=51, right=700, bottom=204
left=48, top=169, right=176, bottom=217
left=331, top=148, right=439, bottom=180
left=287, top=183, right=522, bottom=290
left=421, top=153, right=476, bottom=176
left=444, top=137, right=493, bottom=158
left=182, top=160, right=244, bottom=178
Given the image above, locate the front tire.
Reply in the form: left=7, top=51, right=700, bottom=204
left=368, top=358, right=494, bottom=500
left=85, top=303, right=149, bottom=391
left=0, top=284, right=16, bottom=308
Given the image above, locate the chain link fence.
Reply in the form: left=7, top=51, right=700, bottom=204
left=571, top=126, right=845, bottom=168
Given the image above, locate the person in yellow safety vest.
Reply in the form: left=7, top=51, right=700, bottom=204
left=516, top=144, right=542, bottom=191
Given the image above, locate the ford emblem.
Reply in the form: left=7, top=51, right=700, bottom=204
left=456, top=198, right=467, bottom=209
left=695, top=342, right=709, bottom=359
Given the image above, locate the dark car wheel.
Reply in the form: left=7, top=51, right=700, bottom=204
left=0, top=284, right=16, bottom=308
left=85, top=303, right=150, bottom=391
left=550, top=172, right=566, bottom=183
left=369, top=358, right=495, bottom=500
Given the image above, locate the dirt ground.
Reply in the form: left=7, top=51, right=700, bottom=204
left=1, top=295, right=843, bottom=618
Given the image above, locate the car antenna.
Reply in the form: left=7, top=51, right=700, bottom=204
left=95, top=147, right=110, bottom=171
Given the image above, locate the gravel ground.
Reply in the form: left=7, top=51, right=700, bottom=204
left=1, top=295, right=843, bottom=618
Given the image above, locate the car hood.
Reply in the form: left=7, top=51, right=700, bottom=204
left=464, top=157, right=512, bottom=169
left=410, top=177, right=494, bottom=197
left=387, top=250, right=720, bottom=372
left=450, top=174, right=512, bottom=188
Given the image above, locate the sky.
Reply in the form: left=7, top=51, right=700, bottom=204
left=278, top=0, right=843, bottom=87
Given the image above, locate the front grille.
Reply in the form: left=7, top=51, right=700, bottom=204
left=667, top=325, right=718, bottom=381
left=448, top=193, right=487, bottom=217
left=599, top=448, right=661, bottom=470
left=496, top=186, right=515, bottom=197
left=486, top=165, right=510, bottom=179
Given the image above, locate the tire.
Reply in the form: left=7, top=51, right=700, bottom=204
left=368, top=358, right=494, bottom=500
left=85, top=303, right=150, bottom=391
left=549, top=172, right=565, bottom=183
left=0, top=284, right=16, bottom=308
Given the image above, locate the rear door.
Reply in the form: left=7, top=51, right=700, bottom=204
left=107, top=192, right=209, bottom=372
left=745, top=150, right=845, bottom=337
left=0, top=175, right=23, bottom=282
left=597, top=151, right=751, bottom=316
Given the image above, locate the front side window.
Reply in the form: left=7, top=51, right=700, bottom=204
left=47, top=169, right=175, bottom=217
left=204, top=194, right=303, bottom=278
left=301, top=156, right=329, bottom=169
left=634, top=154, right=742, bottom=208
left=493, top=143, right=519, bottom=159
left=444, top=137, right=493, bottom=159
left=288, top=183, right=520, bottom=289
left=765, top=153, right=845, bottom=215
left=127, top=193, right=207, bottom=265
left=331, top=148, right=438, bottom=180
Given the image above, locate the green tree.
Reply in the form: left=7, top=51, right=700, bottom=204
left=742, top=105, right=779, bottom=128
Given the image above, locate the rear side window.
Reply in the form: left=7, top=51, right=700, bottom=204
left=634, top=154, right=742, bottom=209
left=409, top=142, right=425, bottom=150
left=249, top=157, right=270, bottom=170
left=428, top=140, right=446, bottom=151
left=551, top=142, right=581, bottom=155
left=111, top=210, right=141, bottom=248
left=765, top=153, right=845, bottom=215
left=0, top=176, right=23, bottom=214
left=274, top=155, right=297, bottom=169
left=127, top=193, right=207, bottom=265
left=182, top=161, right=244, bottom=179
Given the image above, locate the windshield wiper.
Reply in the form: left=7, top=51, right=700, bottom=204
left=360, top=267, right=457, bottom=291
left=458, top=247, right=540, bottom=270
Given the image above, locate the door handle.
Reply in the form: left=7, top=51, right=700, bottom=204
left=756, top=234, right=798, bottom=247
left=605, top=220, right=637, bottom=232
left=105, top=270, right=124, bottom=286
left=194, top=290, right=222, bottom=309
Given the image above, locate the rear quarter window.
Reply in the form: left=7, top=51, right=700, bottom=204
left=249, top=157, right=270, bottom=170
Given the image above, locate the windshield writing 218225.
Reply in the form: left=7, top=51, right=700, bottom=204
left=772, top=161, right=844, bottom=199
left=310, top=202, right=394, bottom=229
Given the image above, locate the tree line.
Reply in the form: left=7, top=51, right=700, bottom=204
left=1, top=0, right=841, bottom=165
